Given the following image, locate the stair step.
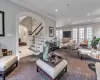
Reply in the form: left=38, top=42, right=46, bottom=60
left=35, top=50, right=40, bottom=53
left=38, top=44, right=42, bottom=45
left=40, top=41, right=44, bottom=42
left=28, top=48, right=35, bottom=52
left=30, top=45, right=35, bottom=47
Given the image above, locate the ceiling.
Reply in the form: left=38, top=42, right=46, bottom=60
left=19, top=16, right=41, bottom=27
left=10, top=0, right=100, bottom=27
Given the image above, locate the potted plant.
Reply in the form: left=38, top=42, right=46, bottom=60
left=91, top=38, right=100, bottom=49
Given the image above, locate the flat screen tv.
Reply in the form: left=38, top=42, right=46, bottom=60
left=63, top=31, right=71, bottom=38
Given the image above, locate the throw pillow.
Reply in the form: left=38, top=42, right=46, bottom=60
left=69, top=40, right=74, bottom=43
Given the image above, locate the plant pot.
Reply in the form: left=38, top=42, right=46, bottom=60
left=92, top=46, right=97, bottom=50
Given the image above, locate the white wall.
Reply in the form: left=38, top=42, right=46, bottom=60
left=93, top=23, right=100, bottom=38
left=0, top=0, right=56, bottom=54
left=19, top=25, right=28, bottom=43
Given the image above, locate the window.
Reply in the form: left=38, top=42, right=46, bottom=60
left=73, top=29, right=77, bottom=43
left=56, top=30, right=63, bottom=41
left=79, top=28, right=84, bottom=43
left=87, top=27, right=92, bottom=41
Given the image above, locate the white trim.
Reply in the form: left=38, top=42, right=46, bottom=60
left=16, top=12, right=45, bottom=59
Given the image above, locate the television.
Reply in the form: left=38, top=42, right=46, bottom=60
left=63, top=31, right=71, bottom=38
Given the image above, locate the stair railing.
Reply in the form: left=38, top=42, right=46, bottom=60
left=35, top=27, right=44, bottom=52
left=29, top=23, right=42, bottom=35
left=35, top=27, right=43, bottom=35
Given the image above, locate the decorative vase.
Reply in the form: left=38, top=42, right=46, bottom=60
left=92, top=46, right=97, bottom=50
left=43, top=43, right=49, bottom=61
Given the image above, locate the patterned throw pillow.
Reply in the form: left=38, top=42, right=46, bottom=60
left=0, top=49, right=3, bottom=57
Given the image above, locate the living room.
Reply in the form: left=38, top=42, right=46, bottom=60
left=0, top=0, right=100, bottom=80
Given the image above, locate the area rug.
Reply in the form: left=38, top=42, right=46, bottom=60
left=5, top=49, right=96, bottom=80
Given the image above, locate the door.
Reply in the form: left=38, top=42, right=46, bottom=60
left=73, top=27, right=93, bottom=43
left=73, top=27, right=85, bottom=43
left=73, top=28, right=78, bottom=43
left=79, top=28, right=84, bottom=43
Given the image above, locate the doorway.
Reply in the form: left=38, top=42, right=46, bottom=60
left=16, top=12, right=45, bottom=59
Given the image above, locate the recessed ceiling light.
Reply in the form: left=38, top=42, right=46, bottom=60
left=72, top=22, right=75, bottom=24
left=87, top=14, right=90, bottom=16
left=66, top=4, right=70, bottom=7
left=88, top=20, right=90, bottom=21
left=55, top=9, right=58, bottom=12
left=68, top=19, right=71, bottom=21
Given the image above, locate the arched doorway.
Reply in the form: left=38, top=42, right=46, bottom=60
left=16, top=12, right=45, bottom=59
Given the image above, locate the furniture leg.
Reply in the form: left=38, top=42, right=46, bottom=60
left=2, top=72, right=5, bottom=80
left=16, top=61, right=18, bottom=67
left=37, top=66, right=39, bottom=72
left=65, top=66, right=67, bottom=72
left=77, top=52, right=79, bottom=57
left=81, top=54, right=82, bottom=61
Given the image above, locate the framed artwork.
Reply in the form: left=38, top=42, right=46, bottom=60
left=0, top=11, right=5, bottom=36
left=49, top=27, right=54, bottom=37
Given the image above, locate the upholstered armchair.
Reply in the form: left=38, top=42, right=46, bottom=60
left=80, top=40, right=88, bottom=46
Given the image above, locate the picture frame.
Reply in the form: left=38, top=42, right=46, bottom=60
left=0, top=11, right=5, bottom=36
left=49, top=27, right=54, bottom=37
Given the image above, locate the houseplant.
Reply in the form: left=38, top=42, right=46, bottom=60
left=91, top=38, right=100, bottom=49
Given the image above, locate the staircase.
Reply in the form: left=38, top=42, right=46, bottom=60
left=19, top=16, right=44, bottom=55
left=28, top=23, right=44, bottom=55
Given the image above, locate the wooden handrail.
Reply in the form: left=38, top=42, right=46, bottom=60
left=35, top=27, right=43, bottom=35
left=29, top=23, right=42, bottom=35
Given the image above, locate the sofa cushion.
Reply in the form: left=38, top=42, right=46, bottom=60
left=0, top=49, right=3, bottom=57
left=62, top=38, right=71, bottom=43
left=0, top=55, right=18, bottom=71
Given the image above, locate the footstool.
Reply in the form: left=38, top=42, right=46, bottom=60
left=0, top=55, right=18, bottom=80
left=78, top=48, right=92, bottom=60
left=36, top=59, right=68, bottom=80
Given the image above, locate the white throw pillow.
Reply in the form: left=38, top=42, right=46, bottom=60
left=69, top=40, right=74, bottom=43
left=0, top=49, right=3, bottom=57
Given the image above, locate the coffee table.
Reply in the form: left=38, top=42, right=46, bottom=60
left=36, top=58, right=67, bottom=80
left=78, top=48, right=100, bottom=61
left=88, top=51, right=100, bottom=62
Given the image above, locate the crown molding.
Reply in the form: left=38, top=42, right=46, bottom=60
left=10, top=0, right=56, bottom=21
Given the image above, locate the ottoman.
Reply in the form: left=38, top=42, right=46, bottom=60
left=78, top=48, right=91, bottom=60
left=36, top=59, right=67, bottom=80
left=0, top=55, right=18, bottom=80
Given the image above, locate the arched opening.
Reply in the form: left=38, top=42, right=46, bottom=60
left=16, top=12, right=45, bottom=59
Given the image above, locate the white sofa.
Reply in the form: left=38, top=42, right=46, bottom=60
left=95, top=62, right=100, bottom=80
left=62, top=38, right=78, bottom=49
left=0, top=55, right=18, bottom=80
left=36, top=59, right=67, bottom=80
